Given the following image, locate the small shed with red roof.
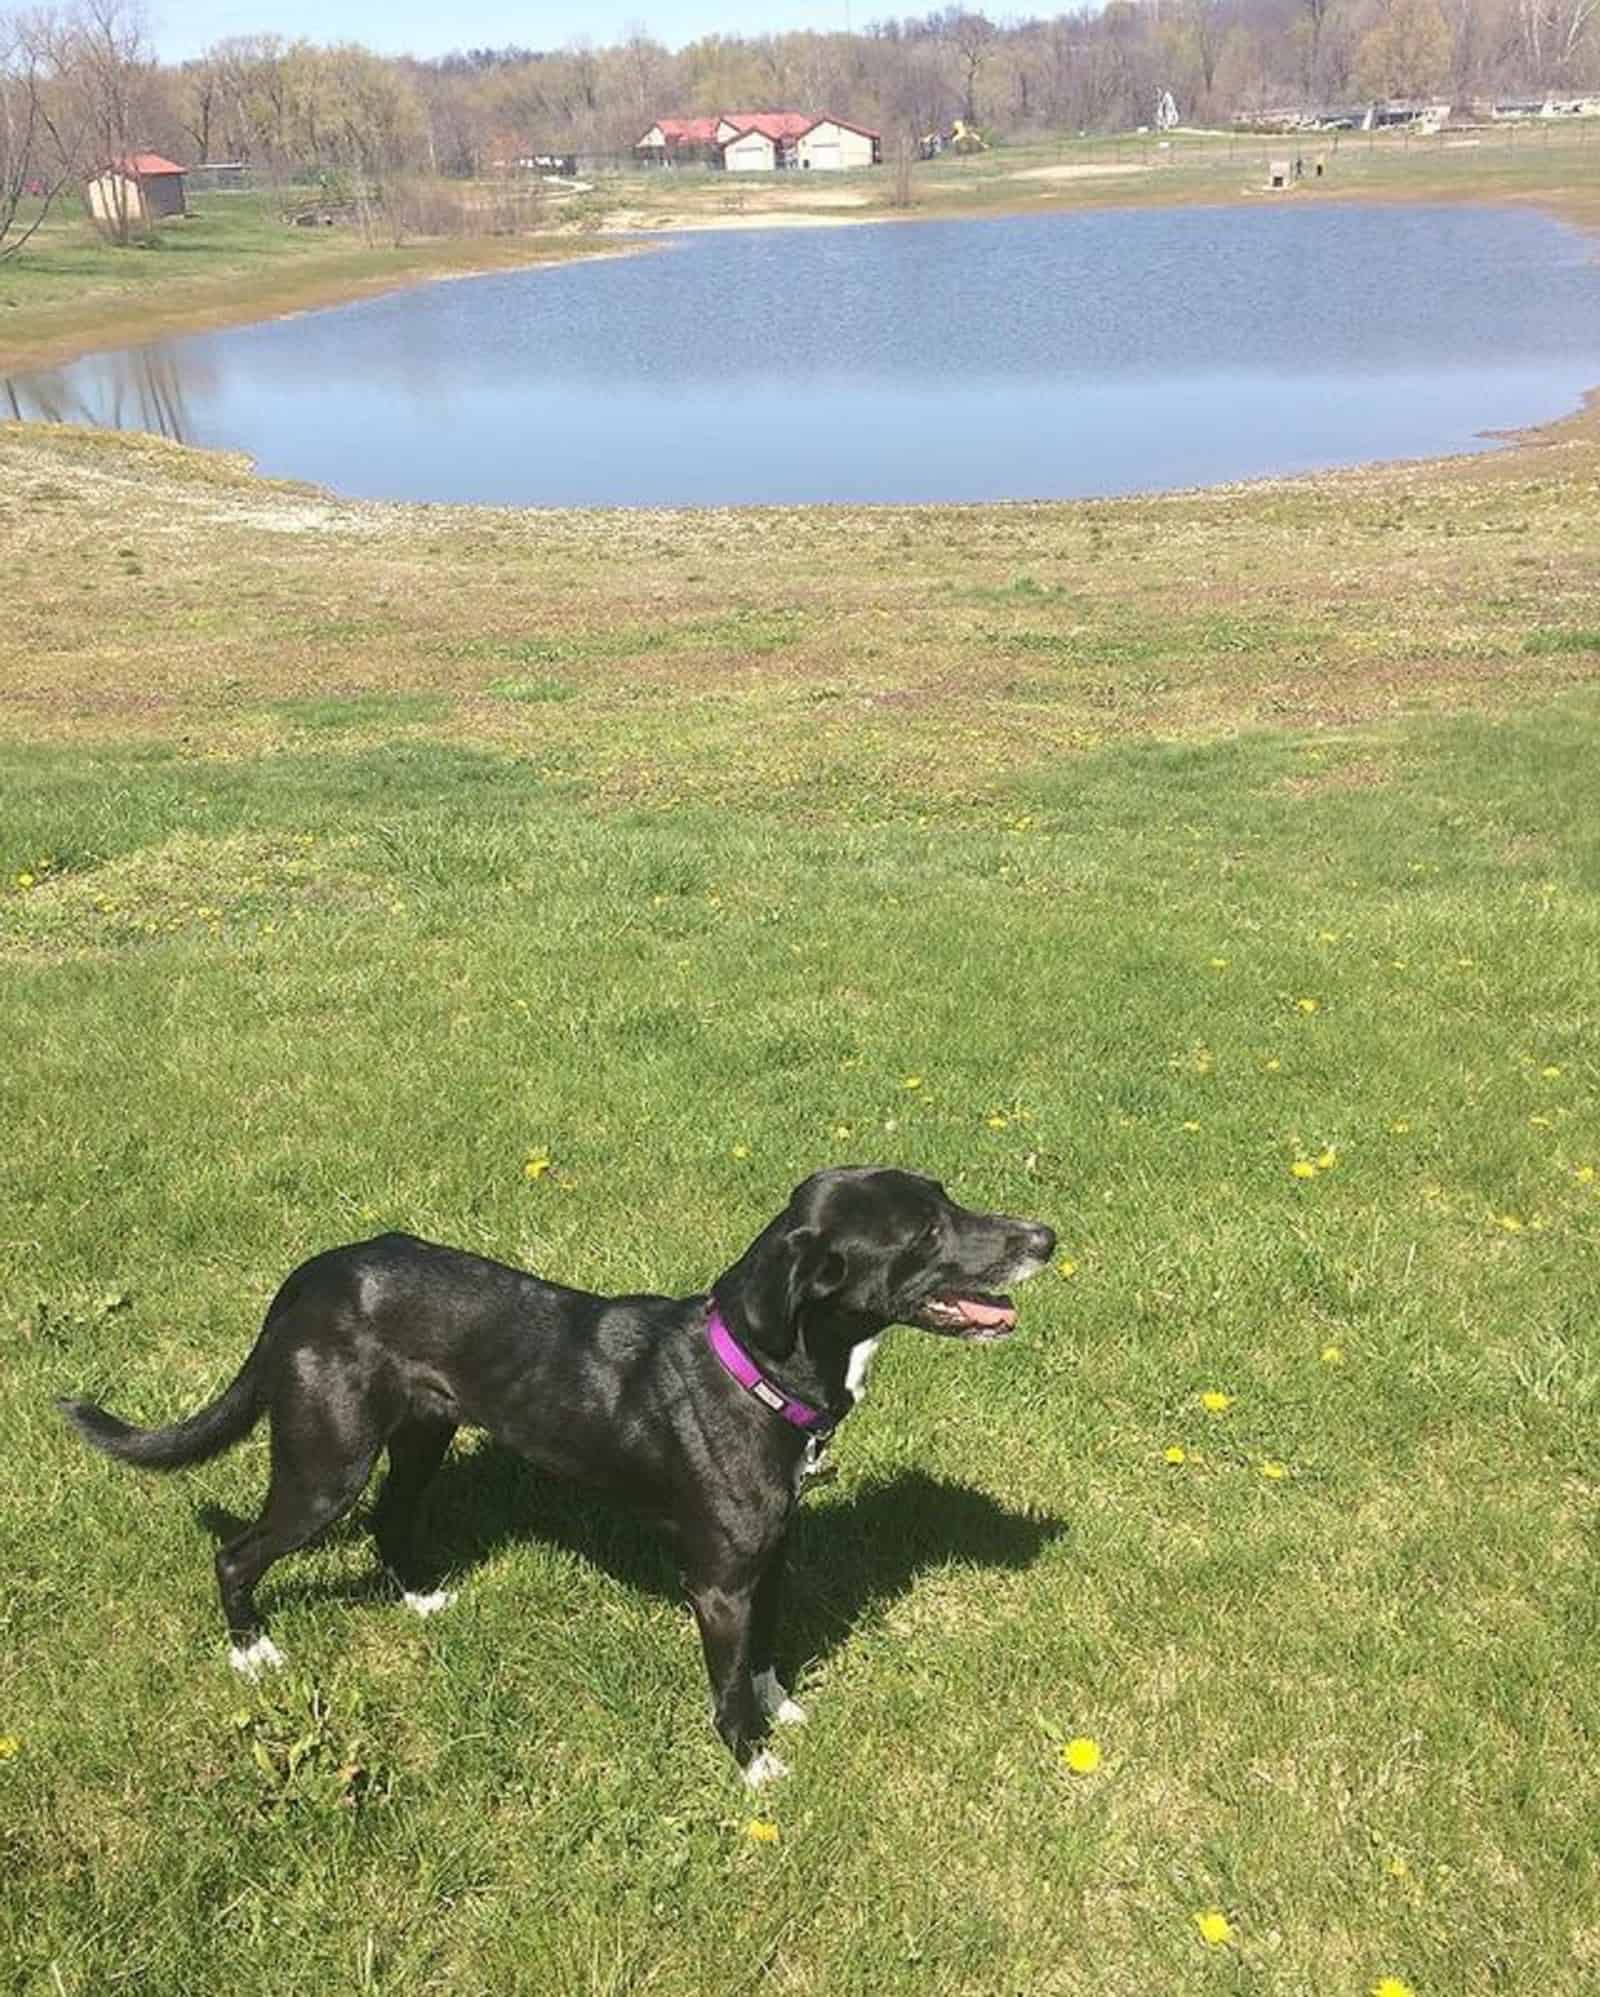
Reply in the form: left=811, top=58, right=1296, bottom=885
left=86, top=154, right=188, bottom=228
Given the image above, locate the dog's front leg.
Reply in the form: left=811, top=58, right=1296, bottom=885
left=685, top=1567, right=784, bottom=1787
left=750, top=1534, right=806, bottom=1727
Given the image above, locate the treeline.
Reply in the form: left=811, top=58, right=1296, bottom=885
left=153, top=1, right=1600, bottom=172
left=4, top=0, right=1598, bottom=246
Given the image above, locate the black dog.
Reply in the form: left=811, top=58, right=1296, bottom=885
left=60, top=1167, right=1053, bottom=1784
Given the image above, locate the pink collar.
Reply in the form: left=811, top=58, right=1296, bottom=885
left=706, top=1303, right=835, bottom=1434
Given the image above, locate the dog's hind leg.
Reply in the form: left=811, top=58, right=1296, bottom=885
left=370, top=1416, right=458, bottom=1613
left=216, top=1394, right=383, bottom=1675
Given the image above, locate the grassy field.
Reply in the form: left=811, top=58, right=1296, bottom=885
left=3, top=155, right=1600, bottom=1992
left=3, top=403, right=1599, bottom=1994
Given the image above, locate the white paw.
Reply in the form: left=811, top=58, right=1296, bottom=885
left=754, top=1669, right=808, bottom=1725
left=229, top=1634, right=285, bottom=1680
left=403, top=1588, right=456, bottom=1618
left=743, top=1748, right=790, bottom=1789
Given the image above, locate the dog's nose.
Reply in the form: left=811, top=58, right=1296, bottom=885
left=1025, top=1223, right=1056, bottom=1263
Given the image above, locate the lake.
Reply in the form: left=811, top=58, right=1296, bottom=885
left=8, top=204, right=1600, bottom=506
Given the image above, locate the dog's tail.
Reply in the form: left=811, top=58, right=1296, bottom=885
left=58, top=1337, right=270, bottom=1471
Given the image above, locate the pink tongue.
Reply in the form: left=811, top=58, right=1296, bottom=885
left=955, top=1296, right=1016, bottom=1330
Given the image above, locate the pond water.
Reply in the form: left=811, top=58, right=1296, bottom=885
left=7, top=203, right=1600, bottom=506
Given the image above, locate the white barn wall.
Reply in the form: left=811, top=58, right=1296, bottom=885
left=724, top=131, right=778, bottom=171
left=797, top=121, right=876, bottom=170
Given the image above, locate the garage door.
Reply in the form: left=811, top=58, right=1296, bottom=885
left=808, top=142, right=840, bottom=169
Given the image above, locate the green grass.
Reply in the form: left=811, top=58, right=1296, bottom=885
left=2, top=414, right=1600, bottom=1994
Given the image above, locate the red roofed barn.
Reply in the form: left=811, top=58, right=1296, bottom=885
left=636, top=113, right=879, bottom=172
left=86, top=154, right=188, bottom=231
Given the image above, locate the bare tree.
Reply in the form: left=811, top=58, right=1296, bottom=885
left=61, top=0, right=155, bottom=242
left=1357, top=0, right=1452, bottom=96
left=1, top=10, right=83, bottom=258
left=940, top=8, right=999, bottom=126
left=175, top=47, right=220, bottom=160
left=1548, top=0, right=1600, bottom=76
left=621, top=22, right=667, bottom=133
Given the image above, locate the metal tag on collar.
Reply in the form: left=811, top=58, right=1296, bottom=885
left=750, top=1379, right=787, bottom=1414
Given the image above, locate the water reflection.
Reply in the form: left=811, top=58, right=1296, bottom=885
left=5, top=339, right=209, bottom=441
left=6, top=205, right=1600, bottom=506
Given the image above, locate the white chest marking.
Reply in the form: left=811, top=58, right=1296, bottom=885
left=844, top=1336, right=883, bottom=1406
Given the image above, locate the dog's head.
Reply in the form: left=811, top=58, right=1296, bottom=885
left=715, top=1167, right=1056, bottom=1363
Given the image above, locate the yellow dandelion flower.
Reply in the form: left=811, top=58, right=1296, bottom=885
left=1542, top=1065, right=1563, bottom=1079
left=1389, top=1119, right=1411, bottom=1134
left=1209, top=957, right=1230, bottom=969
left=1391, top=959, right=1409, bottom=971
left=1575, top=1165, right=1595, bottom=1185
left=1297, top=997, right=1320, bottom=1014
left=15, top=872, right=34, bottom=891
left=1182, top=1120, right=1202, bottom=1133
left=1497, top=1214, right=1524, bottom=1233
left=1056, top=1257, right=1078, bottom=1279
left=1318, top=929, right=1340, bottom=942
left=0, top=1736, right=18, bottom=1759
left=1371, top=1980, right=1415, bottom=1997
left=1201, top=1391, right=1233, bottom=1414
left=1530, top=1115, right=1551, bottom=1129
left=901, top=1075, right=924, bottom=1090
left=1263, top=1057, right=1282, bottom=1073
left=1164, top=1445, right=1187, bottom=1465
left=731, top=1144, right=751, bottom=1160
left=1194, top=1910, right=1233, bottom=1947
left=1316, top=1147, right=1338, bottom=1170
left=1321, top=1344, right=1345, bottom=1365
left=1062, top=1736, right=1102, bottom=1774
left=1387, top=1857, right=1410, bottom=1879
left=745, top=1819, right=780, bottom=1844
left=1291, top=1160, right=1318, bottom=1180
left=986, top=1113, right=1009, bottom=1129
left=832, top=1125, right=852, bottom=1141
left=1260, top=1460, right=1287, bottom=1480
left=522, top=1154, right=552, bottom=1181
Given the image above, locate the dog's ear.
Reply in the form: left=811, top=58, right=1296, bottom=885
left=717, top=1218, right=845, bottom=1361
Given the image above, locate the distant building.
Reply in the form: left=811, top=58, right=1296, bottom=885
left=636, top=111, right=879, bottom=172
left=722, top=124, right=783, bottom=172
left=85, top=154, right=187, bottom=227
left=185, top=161, right=247, bottom=193
left=635, top=116, right=726, bottom=166
left=795, top=118, right=881, bottom=171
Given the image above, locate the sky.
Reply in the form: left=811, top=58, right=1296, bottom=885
left=149, top=1, right=865, bottom=66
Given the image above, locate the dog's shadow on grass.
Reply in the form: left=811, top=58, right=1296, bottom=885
left=196, top=1446, right=1066, bottom=1672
